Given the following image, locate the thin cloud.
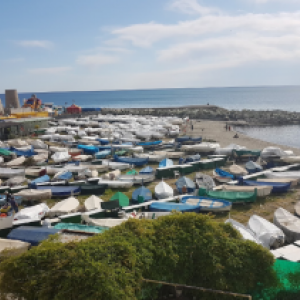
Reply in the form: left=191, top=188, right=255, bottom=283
left=28, top=67, right=71, bottom=75
left=169, top=0, right=220, bottom=15
left=76, top=53, right=119, bottom=67
left=16, top=40, right=53, bottom=48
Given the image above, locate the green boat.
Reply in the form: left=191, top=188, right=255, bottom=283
left=115, top=150, right=128, bottom=156
left=126, top=169, right=138, bottom=175
left=81, top=184, right=107, bottom=196
left=54, top=222, right=108, bottom=234
left=233, top=149, right=261, bottom=158
left=59, top=212, right=83, bottom=224
left=198, top=188, right=257, bottom=203
left=198, top=159, right=215, bottom=170
left=0, top=186, right=9, bottom=193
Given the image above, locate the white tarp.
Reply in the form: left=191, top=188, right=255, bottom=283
left=14, top=203, right=50, bottom=220
left=15, top=189, right=52, bottom=201
left=82, top=215, right=126, bottom=227
left=51, top=152, right=71, bottom=163
left=273, top=208, right=300, bottom=243
left=248, top=215, right=285, bottom=249
left=48, top=197, right=80, bottom=217
left=229, top=164, right=248, bottom=176
left=84, top=195, right=103, bottom=211
left=155, top=181, right=174, bottom=199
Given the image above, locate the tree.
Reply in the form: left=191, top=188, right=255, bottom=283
left=0, top=213, right=278, bottom=300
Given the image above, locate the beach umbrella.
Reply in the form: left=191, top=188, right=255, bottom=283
left=139, top=166, right=154, bottom=174
left=132, top=186, right=152, bottom=203
left=110, top=192, right=129, bottom=207
left=159, top=158, right=173, bottom=168
left=175, top=176, right=196, bottom=193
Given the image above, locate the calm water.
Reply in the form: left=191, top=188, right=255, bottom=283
left=235, top=125, right=300, bottom=149
left=0, top=86, right=300, bottom=111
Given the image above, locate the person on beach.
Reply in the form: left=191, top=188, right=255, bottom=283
left=234, top=133, right=239, bottom=139
left=228, top=126, right=231, bottom=131
left=225, top=124, right=228, bottom=131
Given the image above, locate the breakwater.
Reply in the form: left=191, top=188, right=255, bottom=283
left=100, top=106, right=300, bottom=126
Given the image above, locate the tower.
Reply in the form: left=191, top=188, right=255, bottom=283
left=5, top=89, right=20, bottom=114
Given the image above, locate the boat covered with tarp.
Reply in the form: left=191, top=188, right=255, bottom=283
left=139, top=166, right=154, bottom=174
left=245, top=161, right=263, bottom=174
left=238, top=178, right=291, bottom=193
left=34, top=186, right=81, bottom=197
left=149, top=202, right=200, bottom=213
left=30, top=175, right=51, bottom=186
left=181, top=196, right=231, bottom=212
left=198, top=187, right=257, bottom=203
left=175, top=176, right=196, bottom=194
left=15, top=189, right=52, bottom=201
left=77, top=145, right=99, bottom=155
left=114, top=155, right=149, bottom=166
left=48, top=197, right=80, bottom=217
left=132, top=186, right=152, bottom=203
left=159, top=158, right=173, bottom=168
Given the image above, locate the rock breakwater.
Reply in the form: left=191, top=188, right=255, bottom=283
left=100, top=106, right=300, bottom=126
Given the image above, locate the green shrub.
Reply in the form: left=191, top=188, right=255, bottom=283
left=0, top=213, right=278, bottom=300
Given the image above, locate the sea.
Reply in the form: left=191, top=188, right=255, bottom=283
left=1, top=85, right=300, bottom=148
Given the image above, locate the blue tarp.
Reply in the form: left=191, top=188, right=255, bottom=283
left=245, top=161, right=263, bottom=174
left=214, top=168, right=235, bottom=179
left=34, top=186, right=81, bottom=196
left=190, top=137, right=202, bottom=142
left=181, top=196, right=231, bottom=211
left=77, top=145, right=99, bottom=155
left=8, top=226, right=60, bottom=246
left=139, top=166, right=154, bottom=174
left=30, top=175, right=50, bottom=185
left=10, top=146, right=37, bottom=157
left=176, top=136, right=190, bottom=143
left=95, top=150, right=111, bottom=159
left=132, top=186, right=152, bottom=203
left=239, top=178, right=291, bottom=193
left=149, top=202, right=200, bottom=213
left=55, top=171, right=73, bottom=181
left=159, top=158, right=173, bottom=168
left=175, top=176, right=196, bottom=193
left=137, top=141, right=162, bottom=146
left=184, top=154, right=201, bottom=163
left=98, top=146, right=112, bottom=151
left=114, top=155, right=148, bottom=166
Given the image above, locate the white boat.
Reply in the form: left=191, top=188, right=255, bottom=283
left=265, top=171, right=300, bottom=180
left=84, top=195, right=103, bottom=211
left=5, top=156, right=26, bottom=167
left=215, top=185, right=272, bottom=197
left=257, top=178, right=298, bottom=188
left=30, top=139, right=48, bottom=149
left=48, top=197, right=80, bottom=217
left=273, top=207, right=300, bottom=243
left=280, top=156, right=300, bottom=164
left=96, top=179, right=133, bottom=189
left=229, top=164, right=248, bottom=176
left=7, top=139, right=28, bottom=147
left=183, top=196, right=232, bottom=212
left=182, top=143, right=219, bottom=153
left=155, top=181, right=174, bottom=199
left=117, top=174, right=155, bottom=185
left=49, top=146, right=69, bottom=153
left=0, top=238, right=30, bottom=256
left=46, top=166, right=65, bottom=175
left=15, top=189, right=52, bottom=201
left=51, top=152, right=71, bottom=163
left=134, top=153, right=166, bottom=162
left=153, top=151, right=184, bottom=159
left=81, top=214, right=126, bottom=227
left=294, top=201, right=300, bottom=218
left=0, top=215, right=14, bottom=237
left=0, top=168, right=25, bottom=178
left=225, top=219, right=262, bottom=245
left=25, top=167, right=46, bottom=177
left=73, top=155, right=93, bottom=162
left=248, top=215, right=285, bottom=249
left=101, top=160, right=130, bottom=170
left=14, top=203, right=50, bottom=221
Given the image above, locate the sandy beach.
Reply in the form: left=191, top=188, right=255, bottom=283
left=187, top=120, right=300, bottom=155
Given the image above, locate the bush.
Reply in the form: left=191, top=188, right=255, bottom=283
left=0, top=213, right=278, bottom=300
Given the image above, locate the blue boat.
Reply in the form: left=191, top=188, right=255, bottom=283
left=183, top=154, right=201, bottom=164
left=77, top=145, right=99, bottom=155
left=176, top=136, right=190, bottom=143
left=159, top=158, right=173, bottom=168
left=214, top=168, right=235, bottom=179
left=139, top=166, right=154, bottom=174
left=97, top=139, right=110, bottom=145
left=190, top=137, right=202, bottom=143
left=11, top=146, right=37, bottom=157
left=30, top=175, right=50, bottom=186
left=34, top=186, right=81, bottom=196
left=175, top=177, right=196, bottom=194
left=114, top=155, right=149, bottom=166
left=55, top=171, right=73, bottom=181
left=245, top=161, right=263, bottom=174
left=95, top=150, right=111, bottom=159
left=149, top=202, right=200, bottom=213
left=181, top=196, right=232, bottom=212
left=98, top=146, right=112, bottom=151
left=7, top=226, right=60, bottom=246
left=239, top=178, right=291, bottom=193
left=132, top=186, right=152, bottom=203
left=137, top=141, right=162, bottom=147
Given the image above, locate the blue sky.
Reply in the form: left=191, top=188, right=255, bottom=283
left=1, top=0, right=300, bottom=92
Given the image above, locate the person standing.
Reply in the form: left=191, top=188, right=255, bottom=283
left=9, top=194, right=18, bottom=213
